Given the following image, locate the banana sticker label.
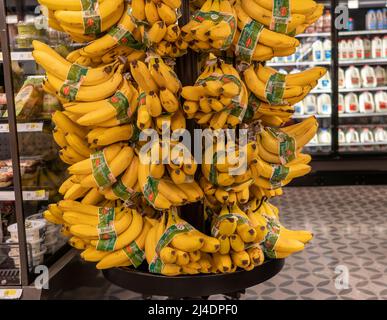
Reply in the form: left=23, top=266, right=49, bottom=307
left=265, top=73, right=286, bottom=105
left=211, top=212, right=249, bottom=237
left=270, top=0, right=291, bottom=34
left=81, top=0, right=102, bottom=35
left=143, top=176, right=160, bottom=207
left=96, top=207, right=118, bottom=251
left=91, top=150, right=117, bottom=189
left=236, top=20, right=264, bottom=64
left=245, top=93, right=262, bottom=121
left=149, top=222, right=194, bottom=274
left=112, top=178, right=140, bottom=204
left=123, top=241, right=145, bottom=268
left=108, top=19, right=145, bottom=50
left=270, top=164, right=289, bottom=188
left=260, top=216, right=280, bottom=259
left=108, top=91, right=130, bottom=124
left=209, top=152, right=218, bottom=186
left=267, top=128, right=296, bottom=164
left=59, top=64, right=88, bottom=101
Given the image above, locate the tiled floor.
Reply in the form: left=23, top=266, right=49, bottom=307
left=43, top=186, right=387, bottom=300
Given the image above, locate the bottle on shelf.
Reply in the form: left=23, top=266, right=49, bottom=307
left=374, top=127, right=387, bottom=142
left=294, top=100, right=304, bottom=116
left=376, top=9, right=384, bottom=30
left=318, top=128, right=331, bottom=145
left=361, top=65, right=377, bottom=88
left=317, top=94, right=331, bottom=115
left=345, top=92, right=360, bottom=113
left=354, top=37, right=365, bottom=60
left=339, top=40, right=348, bottom=60
left=359, top=92, right=375, bottom=113
left=304, top=95, right=317, bottom=115
left=345, top=127, right=360, bottom=144
left=371, top=36, right=383, bottom=59
left=383, top=35, right=387, bottom=58
left=374, top=66, right=387, bottom=86
left=338, top=128, right=346, bottom=144
left=346, top=39, right=355, bottom=60
left=347, top=18, right=354, bottom=31
left=363, top=38, right=372, bottom=60
left=312, top=39, right=323, bottom=62
left=323, top=39, right=331, bottom=61
left=360, top=127, right=375, bottom=144
left=345, top=66, right=361, bottom=89
left=338, top=94, right=345, bottom=114
left=323, top=10, right=331, bottom=32
left=338, top=68, right=345, bottom=89
left=366, top=9, right=377, bottom=31
left=383, top=8, right=387, bottom=29
left=375, top=91, right=387, bottom=112
left=319, top=70, right=331, bottom=90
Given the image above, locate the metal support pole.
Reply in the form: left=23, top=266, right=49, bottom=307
left=331, top=0, right=339, bottom=157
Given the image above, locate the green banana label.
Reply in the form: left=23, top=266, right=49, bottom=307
left=209, top=152, right=218, bottom=186
left=236, top=19, right=264, bottom=64
left=270, top=164, right=289, bottom=187
left=112, top=179, right=140, bottom=205
left=109, top=91, right=130, bottom=124
left=91, top=150, right=117, bottom=189
left=260, top=216, right=280, bottom=259
left=96, top=207, right=118, bottom=251
left=108, top=19, right=145, bottom=50
left=59, top=64, right=88, bottom=101
left=122, top=241, right=145, bottom=268
left=192, top=11, right=237, bottom=51
left=265, top=72, right=286, bottom=105
left=211, top=213, right=249, bottom=237
left=244, top=93, right=262, bottom=121
left=270, top=0, right=291, bottom=34
left=149, top=221, right=194, bottom=274
left=267, top=128, right=296, bottom=164
left=143, top=176, right=160, bottom=208
left=81, top=0, right=101, bottom=35
left=130, top=124, right=141, bottom=143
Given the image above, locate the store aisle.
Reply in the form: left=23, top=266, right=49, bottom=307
left=43, top=186, right=387, bottom=300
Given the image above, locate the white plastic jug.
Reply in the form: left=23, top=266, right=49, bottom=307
left=374, top=91, right=387, bottom=112
left=372, top=37, right=383, bottom=59
left=354, top=37, right=364, bottom=60
left=338, top=128, right=346, bottom=144
left=312, top=40, right=323, bottom=62
left=318, top=129, right=331, bottom=145
left=323, top=39, right=331, bottom=61
left=359, top=92, right=375, bottom=113
left=347, top=40, right=355, bottom=60
left=338, top=94, right=345, bottom=113
left=366, top=10, right=377, bottom=30
left=360, top=128, right=374, bottom=144
left=345, top=93, right=359, bottom=113
left=345, top=66, right=361, bottom=89
left=319, top=70, right=331, bottom=90
left=339, top=40, right=348, bottom=60
left=345, top=128, right=360, bottom=144
left=294, top=100, right=304, bottom=116
left=338, top=68, right=345, bottom=89
left=361, top=65, right=377, bottom=88
left=374, top=127, right=387, bottom=142
left=374, top=66, right=386, bottom=86
left=383, top=36, right=387, bottom=58
left=317, top=94, right=331, bottom=115
left=376, top=9, right=384, bottom=29
left=304, top=95, right=317, bottom=115
left=363, top=38, right=372, bottom=59
left=323, top=10, right=331, bottom=32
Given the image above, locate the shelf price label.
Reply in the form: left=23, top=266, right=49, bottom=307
left=0, top=122, right=44, bottom=133
left=23, top=190, right=48, bottom=201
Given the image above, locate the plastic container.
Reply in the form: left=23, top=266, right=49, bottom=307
left=304, top=95, right=317, bottom=115
left=338, top=129, right=346, bottom=144
left=45, top=227, right=59, bottom=243
left=359, top=92, right=375, bottom=113
left=376, top=9, right=384, bottom=30
left=338, top=68, right=345, bottom=89
left=45, top=238, right=58, bottom=255
left=319, top=70, right=331, bottom=90
left=360, top=128, right=375, bottom=144
left=374, top=127, right=387, bottom=142
left=16, top=22, right=38, bottom=36
left=7, top=220, right=46, bottom=242
left=346, top=39, right=355, bottom=60
left=312, top=40, right=323, bottom=62
left=318, top=129, right=331, bottom=145
left=339, top=40, right=347, bottom=60
left=6, top=238, right=45, bottom=256
left=361, top=65, right=377, bottom=88
left=323, top=10, right=331, bottom=32
left=338, top=94, right=345, bottom=113
left=347, top=18, right=354, bottom=31
left=354, top=37, right=364, bottom=60
left=374, top=66, right=386, bottom=86
left=345, top=66, right=361, bottom=89
left=317, top=94, right=331, bottom=115
left=345, top=128, right=360, bottom=144
left=9, top=247, right=47, bottom=268
left=323, top=39, right=331, bottom=61
left=366, top=10, right=377, bottom=30
left=375, top=91, right=387, bottom=112
left=294, top=100, right=304, bottom=116
left=372, top=37, right=383, bottom=59
left=345, top=93, right=359, bottom=113
left=383, top=36, right=387, bottom=58
left=363, top=38, right=372, bottom=59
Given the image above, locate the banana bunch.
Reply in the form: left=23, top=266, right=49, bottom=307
left=145, top=209, right=220, bottom=275
left=246, top=198, right=313, bottom=259
left=182, top=55, right=247, bottom=129
left=130, top=0, right=188, bottom=57
left=39, top=0, right=125, bottom=42
left=210, top=204, right=264, bottom=272
left=249, top=117, right=318, bottom=192
left=181, top=0, right=237, bottom=52
left=137, top=144, right=203, bottom=210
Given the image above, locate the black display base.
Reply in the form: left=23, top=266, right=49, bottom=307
left=103, top=259, right=284, bottom=298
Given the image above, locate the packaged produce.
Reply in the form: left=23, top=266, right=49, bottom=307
left=7, top=220, right=46, bottom=242
left=361, top=65, right=377, bottom=88
left=359, top=92, right=375, bottom=113
left=317, top=94, right=331, bottom=115
left=375, top=91, right=387, bottom=112
left=345, top=66, right=361, bottom=89
left=345, top=93, right=359, bottom=113
left=6, top=238, right=45, bottom=256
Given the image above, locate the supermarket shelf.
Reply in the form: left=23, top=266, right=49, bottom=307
left=339, top=29, right=387, bottom=36
left=339, top=59, right=387, bottom=66
left=305, top=143, right=331, bottom=147
left=339, top=86, right=387, bottom=92
left=293, top=114, right=330, bottom=119
left=0, top=122, right=44, bottom=133
left=311, top=89, right=331, bottom=94
left=267, top=61, right=331, bottom=67
left=0, top=189, right=49, bottom=201
left=296, top=32, right=331, bottom=38
left=340, top=112, right=387, bottom=118
left=0, top=51, right=33, bottom=62
left=340, top=142, right=387, bottom=147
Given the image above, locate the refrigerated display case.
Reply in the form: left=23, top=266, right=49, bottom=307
left=0, top=0, right=75, bottom=294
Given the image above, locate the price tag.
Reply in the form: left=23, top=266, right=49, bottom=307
left=11, top=52, right=34, bottom=61
left=23, top=190, right=48, bottom=201
left=348, top=0, right=359, bottom=9
left=0, top=289, right=23, bottom=300
left=0, top=122, right=44, bottom=133
left=6, top=15, right=18, bottom=24
left=0, top=123, right=9, bottom=133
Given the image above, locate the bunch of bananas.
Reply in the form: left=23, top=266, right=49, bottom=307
left=131, top=0, right=188, bottom=57
left=39, top=0, right=125, bottom=43
left=145, top=209, right=220, bottom=275
left=233, top=1, right=323, bottom=63
left=182, top=55, right=247, bottom=129
left=246, top=198, right=313, bottom=258
left=181, top=0, right=237, bottom=52
left=138, top=143, right=203, bottom=210
left=210, top=204, right=264, bottom=272
left=249, top=117, right=318, bottom=193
